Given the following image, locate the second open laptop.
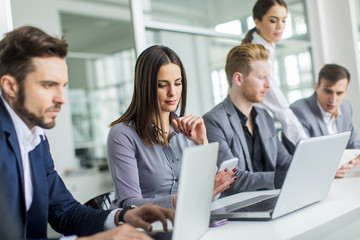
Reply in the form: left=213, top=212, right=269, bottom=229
left=151, top=142, right=219, bottom=240
left=211, top=132, right=350, bottom=220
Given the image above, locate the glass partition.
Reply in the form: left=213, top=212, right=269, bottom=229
left=61, top=11, right=135, bottom=169
left=143, top=0, right=257, bottom=31
left=143, top=0, right=314, bottom=112
left=146, top=29, right=240, bottom=113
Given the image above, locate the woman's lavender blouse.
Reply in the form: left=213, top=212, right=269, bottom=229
left=107, top=121, right=194, bottom=210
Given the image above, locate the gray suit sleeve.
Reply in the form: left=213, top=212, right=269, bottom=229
left=203, top=113, right=235, bottom=166
left=228, top=171, right=275, bottom=194
left=348, top=126, right=360, bottom=149
left=290, top=102, right=311, bottom=137
left=204, top=110, right=279, bottom=194
left=343, top=101, right=360, bottom=149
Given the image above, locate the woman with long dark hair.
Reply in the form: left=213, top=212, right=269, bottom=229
left=107, top=45, right=236, bottom=209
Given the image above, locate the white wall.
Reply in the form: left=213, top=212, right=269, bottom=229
left=0, top=0, right=13, bottom=36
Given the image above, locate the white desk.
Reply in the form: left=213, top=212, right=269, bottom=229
left=201, top=176, right=360, bottom=240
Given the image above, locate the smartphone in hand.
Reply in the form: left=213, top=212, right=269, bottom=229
left=339, top=149, right=360, bottom=168
left=218, top=157, right=238, bottom=172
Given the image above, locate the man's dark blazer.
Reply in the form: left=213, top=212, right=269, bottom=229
left=0, top=173, right=20, bottom=240
left=0, top=98, right=111, bottom=239
left=204, top=96, right=292, bottom=196
left=290, top=93, right=360, bottom=149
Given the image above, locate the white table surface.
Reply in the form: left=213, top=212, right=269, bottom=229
left=200, top=174, right=360, bottom=240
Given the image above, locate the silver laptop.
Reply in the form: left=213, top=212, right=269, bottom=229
left=151, top=142, right=219, bottom=240
left=211, top=132, right=350, bottom=220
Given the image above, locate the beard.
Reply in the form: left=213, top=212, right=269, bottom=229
left=243, top=89, right=264, bottom=103
left=13, top=87, right=59, bottom=129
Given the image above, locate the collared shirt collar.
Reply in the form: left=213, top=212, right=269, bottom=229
left=1, top=95, right=44, bottom=148
left=316, top=100, right=341, bottom=120
left=316, top=100, right=340, bottom=134
left=1, top=95, right=45, bottom=211
left=233, top=104, right=258, bottom=126
left=151, top=112, right=180, bottom=142
left=169, top=112, right=179, bottom=135
left=252, top=31, right=276, bottom=55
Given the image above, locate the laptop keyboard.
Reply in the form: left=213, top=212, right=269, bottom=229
left=224, top=194, right=277, bottom=212
left=233, top=195, right=278, bottom=212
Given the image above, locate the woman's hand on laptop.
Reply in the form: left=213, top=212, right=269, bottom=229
left=213, top=168, right=238, bottom=197
left=123, top=203, right=175, bottom=232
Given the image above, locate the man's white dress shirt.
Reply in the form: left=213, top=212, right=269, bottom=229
left=1, top=96, right=118, bottom=239
left=317, top=100, right=339, bottom=134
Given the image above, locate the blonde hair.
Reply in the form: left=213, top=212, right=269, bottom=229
left=225, top=43, right=269, bottom=87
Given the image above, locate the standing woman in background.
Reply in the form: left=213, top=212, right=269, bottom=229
left=242, top=0, right=307, bottom=151
left=107, top=45, right=236, bottom=210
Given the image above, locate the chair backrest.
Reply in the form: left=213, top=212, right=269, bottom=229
left=84, top=191, right=116, bottom=210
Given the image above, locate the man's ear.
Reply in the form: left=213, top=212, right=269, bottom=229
left=0, top=74, right=18, bottom=99
left=232, top=72, right=244, bottom=87
left=254, top=18, right=260, bottom=31
left=315, top=82, right=319, bottom=92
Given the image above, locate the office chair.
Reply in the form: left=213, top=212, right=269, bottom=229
left=84, top=191, right=116, bottom=210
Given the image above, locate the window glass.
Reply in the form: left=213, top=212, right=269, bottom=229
left=143, top=0, right=257, bottom=32
left=146, top=29, right=239, bottom=112
left=276, top=44, right=314, bottom=102
left=144, top=0, right=314, bottom=128
left=61, top=12, right=135, bottom=169
left=285, top=1, right=309, bottom=40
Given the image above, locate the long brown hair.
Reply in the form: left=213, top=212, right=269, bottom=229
left=242, top=0, right=287, bottom=44
left=110, top=45, right=187, bottom=146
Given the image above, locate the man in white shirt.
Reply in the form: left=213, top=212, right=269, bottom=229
left=0, top=25, right=173, bottom=240
left=290, top=64, right=360, bottom=177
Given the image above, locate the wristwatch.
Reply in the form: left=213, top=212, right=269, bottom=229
left=118, top=205, right=137, bottom=224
